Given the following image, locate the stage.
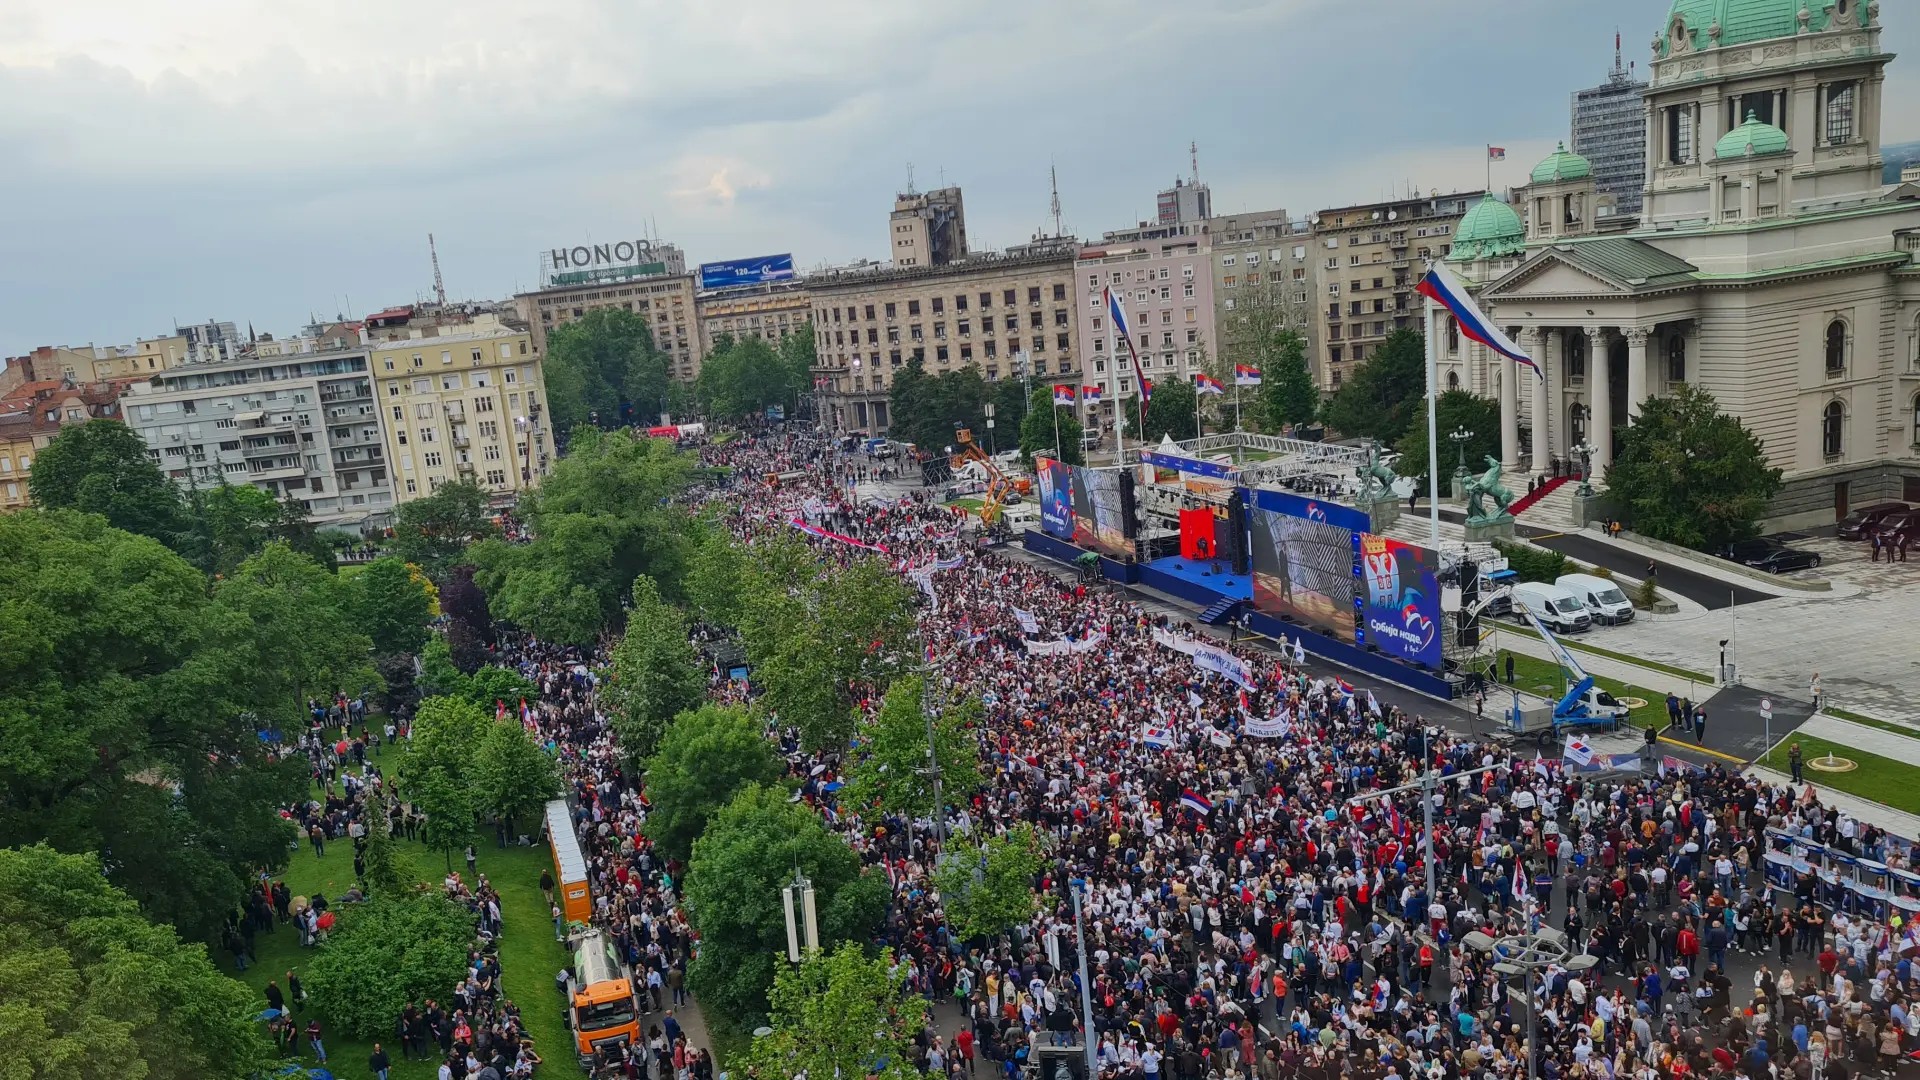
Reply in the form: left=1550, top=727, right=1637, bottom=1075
left=1137, top=555, right=1250, bottom=607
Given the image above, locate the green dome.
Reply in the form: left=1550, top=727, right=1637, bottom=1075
left=1530, top=142, right=1593, bottom=185
left=1447, top=194, right=1526, bottom=263
left=1659, top=0, right=1865, bottom=57
left=1715, top=110, right=1792, bottom=158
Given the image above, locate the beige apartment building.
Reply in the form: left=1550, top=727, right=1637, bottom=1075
left=807, top=248, right=1081, bottom=434
left=514, top=273, right=703, bottom=381
left=695, top=280, right=812, bottom=354
left=1310, top=192, right=1481, bottom=389
left=1208, top=209, right=1317, bottom=374
left=369, top=318, right=551, bottom=505
left=0, top=335, right=189, bottom=395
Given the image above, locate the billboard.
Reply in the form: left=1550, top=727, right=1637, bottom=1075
left=1036, top=458, right=1135, bottom=559
left=1360, top=534, right=1444, bottom=669
left=540, top=240, right=681, bottom=288
left=699, top=254, right=796, bottom=290
left=1247, top=488, right=1369, bottom=643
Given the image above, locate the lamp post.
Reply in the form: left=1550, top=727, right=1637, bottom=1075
left=1570, top=440, right=1598, bottom=498
left=1448, top=426, right=1474, bottom=500
left=1346, top=756, right=1508, bottom=928
left=1461, top=926, right=1597, bottom=1080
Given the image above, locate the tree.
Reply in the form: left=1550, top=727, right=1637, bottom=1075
left=470, top=718, right=562, bottom=840
left=439, top=565, right=494, bottom=645
left=1218, top=275, right=1313, bottom=394
left=302, top=893, right=477, bottom=1040
left=1392, top=390, right=1502, bottom=497
left=29, top=419, right=187, bottom=549
left=683, top=784, right=889, bottom=1025
left=1319, top=327, right=1427, bottom=443
left=0, top=844, right=277, bottom=1080
left=934, top=824, right=1049, bottom=941
left=543, top=307, right=667, bottom=433
left=358, top=797, right=413, bottom=895
left=1018, top=384, right=1084, bottom=466
left=213, top=542, right=380, bottom=730
left=886, top=357, right=992, bottom=452
left=413, top=762, right=479, bottom=872
left=641, top=704, right=785, bottom=862
left=742, top=942, right=929, bottom=1080
left=0, top=511, right=306, bottom=938
left=1606, top=383, right=1783, bottom=553
left=681, top=517, right=748, bottom=626
left=1139, top=378, right=1200, bottom=443
left=605, top=576, right=706, bottom=761
left=352, top=556, right=436, bottom=657
left=776, top=326, right=818, bottom=417
left=388, top=479, right=498, bottom=572
left=408, top=695, right=493, bottom=780
left=843, top=676, right=984, bottom=821
left=1259, top=329, right=1320, bottom=432
left=697, top=335, right=798, bottom=421
left=186, top=480, right=284, bottom=576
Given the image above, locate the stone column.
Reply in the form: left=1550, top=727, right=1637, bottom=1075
left=1586, top=326, right=1612, bottom=477
left=1531, top=329, right=1553, bottom=474
left=1502, top=333, right=1525, bottom=471
left=1625, top=327, right=1650, bottom=422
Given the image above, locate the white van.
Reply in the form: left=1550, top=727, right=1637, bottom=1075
left=1510, top=581, right=1593, bottom=634
left=1556, top=573, right=1635, bottom=625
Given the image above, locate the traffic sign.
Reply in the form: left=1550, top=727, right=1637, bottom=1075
left=1760, top=698, right=1773, bottom=720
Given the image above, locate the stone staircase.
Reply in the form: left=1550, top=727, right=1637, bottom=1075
left=1514, top=477, right=1582, bottom=531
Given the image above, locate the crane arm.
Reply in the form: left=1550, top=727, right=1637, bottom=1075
left=1516, top=602, right=1591, bottom=684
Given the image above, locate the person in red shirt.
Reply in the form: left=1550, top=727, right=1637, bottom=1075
left=1677, top=923, right=1700, bottom=972
left=954, top=1028, right=975, bottom=1075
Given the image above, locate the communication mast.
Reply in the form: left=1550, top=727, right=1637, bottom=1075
left=428, top=233, right=447, bottom=307
left=1049, top=164, right=1063, bottom=238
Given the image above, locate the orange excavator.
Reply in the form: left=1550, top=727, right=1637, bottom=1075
left=949, top=428, right=1030, bottom=526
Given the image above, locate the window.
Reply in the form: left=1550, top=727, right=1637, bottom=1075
left=1447, top=371, right=1460, bottom=391
left=479, top=420, right=498, bottom=438
left=1666, top=335, right=1687, bottom=383
left=405, top=478, right=417, bottom=494
left=1566, top=334, right=1588, bottom=384
left=1911, top=394, right=1920, bottom=446
left=424, top=451, right=444, bottom=468
left=387, top=382, right=401, bottom=397
left=1447, top=318, right=1460, bottom=353
left=1823, top=401, right=1845, bottom=458
left=382, top=358, right=395, bottom=371
left=884, top=302, right=897, bottom=318
left=1667, top=103, right=1694, bottom=164
left=1826, top=320, right=1847, bottom=375
left=441, top=374, right=461, bottom=390
left=1052, top=284, right=1066, bottom=301
left=484, top=444, right=502, bottom=460
left=980, top=292, right=994, bottom=309
left=1005, top=289, right=1017, bottom=306
left=416, top=403, right=435, bottom=419
left=931, top=297, right=944, bottom=314
left=1825, top=82, right=1856, bottom=144
left=1028, top=287, right=1041, bottom=305
left=474, top=396, right=495, bottom=413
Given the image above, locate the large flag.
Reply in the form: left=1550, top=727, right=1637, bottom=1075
left=1180, top=789, right=1214, bottom=815
left=1104, top=286, right=1151, bottom=404
left=1488, top=146, right=1507, bottom=162
left=1082, top=385, right=1103, bottom=404
left=1417, top=261, right=1540, bottom=378
left=1052, top=384, right=1076, bottom=406
left=1234, top=365, right=1262, bottom=387
left=1195, top=373, right=1224, bottom=396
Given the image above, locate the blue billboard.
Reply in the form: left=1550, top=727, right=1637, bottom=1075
left=1246, top=488, right=1371, bottom=534
left=699, top=254, right=796, bottom=290
left=1360, top=533, right=1444, bottom=669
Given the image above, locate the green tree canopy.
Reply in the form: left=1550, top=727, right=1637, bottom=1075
left=886, top=357, right=995, bottom=452
left=388, top=478, right=498, bottom=572
left=742, top=942, right=929, bottom=1080
left=213, top=542, right=380, bottom=729
left=352, top=555, right=436, bottom=657
left=1392, top=390, right=1502, bottom=497
left=408, top=694, right=493, bottom=781
left=605, top=575, right=705, bottom=761
left=1605, top=383, right=1784, bottom=553
left=0, top=512, right=306, bottom=937
left=186, top=481, right=286, bottom=576
left=842, top=675, right=984, bottom=821
left=302, top=893, right=477, bottom=1040
left=683, top=783, right=889, bottom=1025
left=641, top=703, right=784, bottom=862
left=934, top=823, right=1049, bottom=941
left=470, top=717, right=562, bottom=838
left=543, top=307, right=669, bottom=434
left=1319, top=327, right=1426, bottom=443
left=697, top=335, right=801, bottom=421
left=1139, top=378, right=1201, bottom=443
left=1259, top=329, right=1319, bottom=432
left=29, top=419, right=187, bottom=549
left=1018, top=383, right=1084, bottom=466
left=0, top=844, right=277, bottom=1080
left=680, top=516, right=748, bottom=626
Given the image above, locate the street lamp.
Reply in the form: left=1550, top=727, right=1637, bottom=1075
left=1570, top=440, right=1599, bottom=498
left=1448, top=426, right=1474, bottom=496
left=1461, top=925, right=1597, bottom=1080
left=1346, top=755, right=1508, bottom=922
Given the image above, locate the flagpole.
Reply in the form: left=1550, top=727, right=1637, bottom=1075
left=1424, top=283, right=1442, bottom=549
left=1053, top=397, right=1063, bottom=463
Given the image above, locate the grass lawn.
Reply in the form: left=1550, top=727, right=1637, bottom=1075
left=1476, top=650, right=1672, bottom=733
left=229, top=742, right=571, bottom=1080
left=946, top=498, right=985, bottom=512
left=1759, top=734, right=1920, bottom=817
left=1494, top=620, right=1716, bottom=684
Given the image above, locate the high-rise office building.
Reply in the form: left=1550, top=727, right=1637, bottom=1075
left=889, top=187, right=968, bottom=268
left=1571, top=34, right=1649, bottom=217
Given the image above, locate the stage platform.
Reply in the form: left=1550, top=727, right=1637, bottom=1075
left=1137, top=556, right=1250, bottom=608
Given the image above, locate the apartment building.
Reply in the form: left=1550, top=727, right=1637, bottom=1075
left=368, top=319, right=550, bottom=504
left=1, top=334, right=190, bottom=395
left=1207, top=209, right=1316, bottom=375
left=1310, top=191, right=1481, bottom=389
left=889, top=187, right=968, bottom=268
left=806, top=247, right=1079, bottom=434
left=0, top=383, right=125, bottom=510
left=515, top=272, right=702, bottom=380
left=695, top=279, right=812, bottom=354
left=124, top=347, right=394, bottom=528
left=1075, top=222, right=1216, bottom=433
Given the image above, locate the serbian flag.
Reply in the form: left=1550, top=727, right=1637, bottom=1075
left=1195, top=373, right=1224, bottom=396
left=1104, top=286, right=1150, bottom=403
left=1488, top=146, right=1507, bottom=162
left=1417, top=262, right=1540, bottom=378
left=1336, top=678, right=1355, bottom=699
left=1180, top=789, right=1213, bottom=815
left=1052, top=384, right=1076, bottom=406
left=1082, top=385, right=1103, bottom=404
left=519, top=697, right=531, bottom=724
left=1234, top=365, right=1262, bottom=386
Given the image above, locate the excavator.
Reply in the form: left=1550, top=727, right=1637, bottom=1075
left=949, top=428, right=1030, bottom=527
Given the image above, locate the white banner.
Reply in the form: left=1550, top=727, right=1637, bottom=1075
left=1012, top=607, right=1041, bottom=635
left=1192, top=645, right=1253, bottom=689
left=1243, top=715, right=1291, bottom=738
left=1021, top=632, right=1106, bottom=657
left=1209, top=729, right=1233, bottom=748
left=1152, top=627, right=1199, bottom=655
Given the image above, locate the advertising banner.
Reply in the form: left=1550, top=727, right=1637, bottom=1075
left=1247, top=488, right=1364, bottom=643
left=698, top=253, right=796, bottom=290
left=1036, top=457, right=1074, bottom=540
left=1035, top=458, right=1134, bottom=559
left=1359, top=533, right=1444, bottom=669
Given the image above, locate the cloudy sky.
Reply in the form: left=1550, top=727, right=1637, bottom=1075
left=2, top=0, right=1914, bottom=352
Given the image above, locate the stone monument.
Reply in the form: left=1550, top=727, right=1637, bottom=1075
left=1461, top=456, right=1517, bottom=541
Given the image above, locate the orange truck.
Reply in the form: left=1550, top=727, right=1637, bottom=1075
left=545, top=800, right=591, bottom=927
left=566, top=929, right=642, bottom=1065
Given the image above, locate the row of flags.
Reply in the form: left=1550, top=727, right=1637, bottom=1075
left=1046, top=365, right=1262, bottom=406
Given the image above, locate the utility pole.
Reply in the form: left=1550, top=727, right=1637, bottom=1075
left=1346, top=754, right=1508, bottom=921
left=1070, top=879, right=1098, bottom=1078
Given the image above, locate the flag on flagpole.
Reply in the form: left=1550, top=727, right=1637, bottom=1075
left=1234, top=365, right=1263, bottom=386
left=1488, top=146, right=1507, bottom=161
left=1105, top=286, right=1151, bottom=404
left=1052, top=384, right=1077, bottom=406
left=1417, top=262, right=1541, bottom=378
left=1082, top=385, right=1103, bottom=404
left=1180, top=789, right=1214, bottom=815
left=1195, top=373, right=1225, bottom=396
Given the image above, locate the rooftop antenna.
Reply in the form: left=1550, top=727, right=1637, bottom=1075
left=905, top=163, right=916, bottom=196
left=1615, top=30, right=1623, bottom=75
left=1190, top=141, right=1199, bottom=185
left=1049, top=162, right=1063, bottom=238
left=429, top=233, right=447, bottom=307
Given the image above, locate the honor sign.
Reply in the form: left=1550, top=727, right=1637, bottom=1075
left=539, top=240, right=680, bottom=288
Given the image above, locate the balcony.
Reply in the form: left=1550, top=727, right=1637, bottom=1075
left=452, top=435, right=471, bottom=449
left=456, top=460, right=477, bottom=474
left=248, top=462, right=305, bottom=482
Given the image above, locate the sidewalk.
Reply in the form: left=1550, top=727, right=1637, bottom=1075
left=1795, top=712, right=1920, bottom=759
left=1746, top=763, right=1920, bottom=840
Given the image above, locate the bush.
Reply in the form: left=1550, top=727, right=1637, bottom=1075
left=1634, top=575, right=1663, bottom=610
left=303, top=894, right=477, bottom=1040
left=1492, top=539, right=1569, bottom=584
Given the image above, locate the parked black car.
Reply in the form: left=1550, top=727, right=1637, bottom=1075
left=1747, top=547, right=1822, bottom=573
left=1838, top=501, right=1910, bottom=540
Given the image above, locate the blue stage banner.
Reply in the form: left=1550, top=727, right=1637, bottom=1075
left=1138, top=451, right=1236, bottom=480
left=698, top=253, right=796, bottom=290
left=1359, top=533, right=1443, bottom=668
left=1247, top=487, right=1371, bottom=534
left=1035, top=457, right=1074, bottom=540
